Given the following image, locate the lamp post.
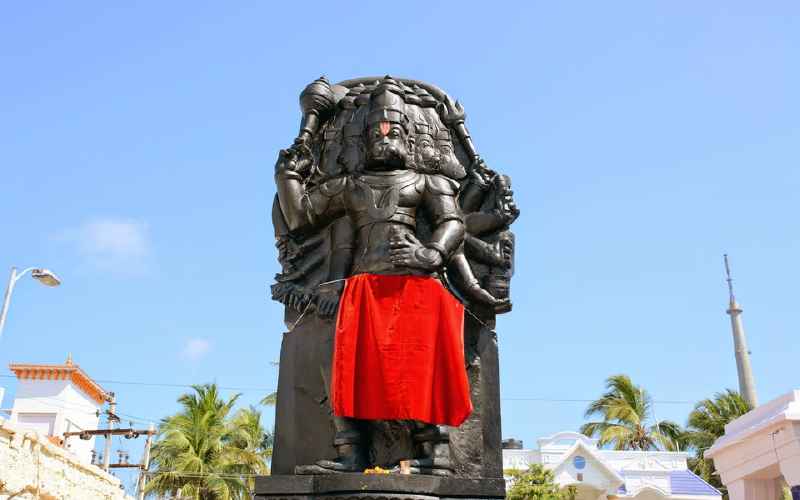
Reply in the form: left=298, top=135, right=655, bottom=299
left=0, top=267, right=61, bottom=344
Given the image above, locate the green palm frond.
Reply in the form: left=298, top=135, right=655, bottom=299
left=683, top=389, right=753, bottom=500
left=144, top=382, right=273, bottom=499
left=580, top=374, right=679, bottom=452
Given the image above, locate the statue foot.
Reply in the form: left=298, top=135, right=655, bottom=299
left=295, top=456, right=369, bottom=474
left=404, top=457, right=454, bottom=471
left=309, top=429, right=368, bottom=473
left=426, top=467, right=455, bottom=477
left=391, top=457, right=454, bottom=476
left=295, top=464, right=343, bottom=475
left=314, top=457, right=368, bottom=472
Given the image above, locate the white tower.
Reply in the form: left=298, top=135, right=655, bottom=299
left=724, top=255, right=758, bottom=408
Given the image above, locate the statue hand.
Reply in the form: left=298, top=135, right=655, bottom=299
left=389, top=232, right=444, bottom=271
left=494, top=187, right=520, bottom=225
left=494, top=237, right=513, bottom=269
left=468, top=157, right=496, bottom=188
left=271, top=282, right=311, bottom=313
left=275, top=269, right=304, bottom=283
left=312, top=281, right=345, bottom=318
left=292, top=137, right=315, bottom=163
left=275, top=149, right=298, bottom=173
left=276, top=236, right=301, bottom=262
left=275, top=147, right=313, bottom=178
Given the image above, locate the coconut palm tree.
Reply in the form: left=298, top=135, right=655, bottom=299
left=229, top=405, right=273, bottom=470
left=258, top=361, right=280, bottom=406
left=579, top=374, right=682, bottom=451
left=684, top=389, right=753, bottom=498
left=144, top=383, right=269, bottom=500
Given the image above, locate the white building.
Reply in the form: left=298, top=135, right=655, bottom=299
left=705, top=390, right=800, bottom=500
left=504, top=431, right=721, bottom=500
left=5, top=357, right=107, bottom=463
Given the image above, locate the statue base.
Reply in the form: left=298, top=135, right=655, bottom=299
left=254, top=475, right=506, bottom=500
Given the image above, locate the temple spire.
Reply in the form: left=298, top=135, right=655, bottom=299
left=724, top=255, right=758, bottom=408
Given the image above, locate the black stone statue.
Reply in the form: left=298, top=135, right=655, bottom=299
left=264, top=76, right=518, bottom=498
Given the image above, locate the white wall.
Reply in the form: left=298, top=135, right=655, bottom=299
left=10, top=378, right=102, bottom=462
left=0, top=417, right=132, bottom=500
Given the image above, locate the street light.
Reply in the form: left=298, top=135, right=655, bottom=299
left=0, top=267, right=61, bottom=343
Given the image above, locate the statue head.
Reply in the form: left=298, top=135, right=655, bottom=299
left=338, top=123, right=366, bottom=173
left=435, top=128, right=466, bottom=180
left=412, top=122, right=440, bottom=174
left=340, top=84, right=363, bottom=110
left=364, top=76, right=409, bottom=170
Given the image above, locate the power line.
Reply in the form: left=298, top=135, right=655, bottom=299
left=501, top=397, right=696, bottom=404
left=0, top=373, right=276, bottom=392
left=1, top=375, right=693, bottom=404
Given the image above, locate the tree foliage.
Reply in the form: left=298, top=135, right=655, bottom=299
left=259, top=361, right=280, bottom=406
left=683, top=389, right=753, bottom=499
left=505, top=464, right=577, bottom=500
left=579, top=373, right=682, bottom=451
left=144, top=383, right=271, bottom=500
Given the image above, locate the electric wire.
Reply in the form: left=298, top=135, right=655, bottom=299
left=0, top=374, right=692, bottom=404
left=0, top=373, right=277, bottom=392
left=0, top=382, right=748, bottom=457
left=2, top=373, right=773, bottom=490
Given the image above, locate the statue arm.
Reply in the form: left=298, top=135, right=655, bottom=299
left=274, top=150, right=346, bottom=235
left=464, top=234, right=513, bottom=269
left=465, top=209, right=508, bottom=235
left=464, top=177, right=519, bottom=235
left=459, top=157, right=497, bottom=213
left=312, top=217, right=354, bottom=318
left=448, top=250, right=511, bottom=311
left=388, top=176, right=464, bottom=272
left=422, top=175, right=465, bottom=261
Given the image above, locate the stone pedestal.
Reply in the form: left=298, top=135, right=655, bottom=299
left=254, top=475, right=505, bottom=500
left=272, top=313, right=503, bottom=479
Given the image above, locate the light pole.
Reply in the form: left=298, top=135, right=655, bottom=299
left=0, top=267, right=61, bottom=344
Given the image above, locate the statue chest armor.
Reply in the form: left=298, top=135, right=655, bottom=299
left=345, top=171, right=424, bottom=230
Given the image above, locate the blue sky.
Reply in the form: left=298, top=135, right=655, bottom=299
left=2, top=1, right=798, bottom=493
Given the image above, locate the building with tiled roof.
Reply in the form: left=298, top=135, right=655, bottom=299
left=503, top=431, right=721, bottom=500
left=5, top=356, right=108, bottom=463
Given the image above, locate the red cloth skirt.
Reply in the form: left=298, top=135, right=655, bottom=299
left=331, top=274, right=472, bottom=427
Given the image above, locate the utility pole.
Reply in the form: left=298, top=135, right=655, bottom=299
left=724, top=255, right=759, bottom=408
left=137, top=421, right=154, bottom=500
left=103, top=392, right=116, bottom=472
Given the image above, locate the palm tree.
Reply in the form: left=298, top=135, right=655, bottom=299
left=579, top=374, right=682, bottom=451
left=684, top=389, right=753, bottom=498
left=258, top=361, right=280, bottom=406
left=229, top=405, right=273, bottom=471
left=258, top=393, right=277, bottom=406
left=144, top=383, right=269, bottom=500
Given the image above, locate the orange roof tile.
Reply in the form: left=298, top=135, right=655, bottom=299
left=44, top=434, right=64, bottom=446
left=9, top=362, right=108, bottom=405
